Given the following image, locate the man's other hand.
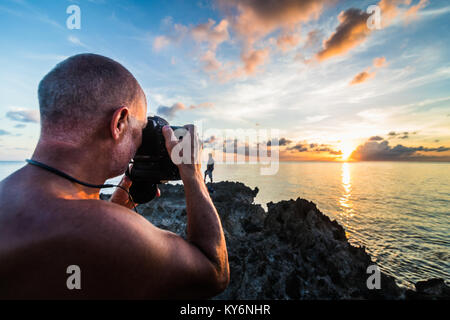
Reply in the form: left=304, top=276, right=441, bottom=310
left=109, top=174, right=160, bottom=209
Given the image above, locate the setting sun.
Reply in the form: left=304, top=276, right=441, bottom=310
left=339, top=142, right=356, bottom=161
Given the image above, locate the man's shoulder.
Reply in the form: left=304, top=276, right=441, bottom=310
left=62, top=198, right=151, bottom=234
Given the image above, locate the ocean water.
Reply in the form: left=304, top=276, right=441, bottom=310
left=1, top=161, right=449, bottom=288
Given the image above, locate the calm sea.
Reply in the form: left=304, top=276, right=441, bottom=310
left=1, top=161, right=449, bottom=288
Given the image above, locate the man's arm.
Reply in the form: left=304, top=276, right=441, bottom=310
left=77, top=125, right=228, bottom=299
left=162, top=125, right=229, bottom=291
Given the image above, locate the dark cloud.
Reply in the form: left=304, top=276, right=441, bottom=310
left=351, top=140, right=450, bottom=161
left=315, top=147, right=342, bottom=155
left=222, top=139, right=263, bottom=157
left=288, top=143, right=308, bottom=152
left=6, top=109, right=40, bottom=123
left=267, top=137, right=292, bottom=146
left=388, top=131, right=411, bottom=139
left=286, top=142, right=341, bottom=155
left=369, top=136, right=384, bottom=141
left=316, top=8, right=371, bottom=61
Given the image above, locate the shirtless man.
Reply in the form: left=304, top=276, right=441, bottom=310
left=0, top=54, right=229, bottom=299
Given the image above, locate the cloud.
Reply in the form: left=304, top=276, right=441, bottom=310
left=153, top=36, right=171, bottom=51
left=154, top=0, right=334, bottom=79
left=287, top=141, right=342, bottom=155
left=387, top=131, right=415, bottom=139
left=350, top=69, right=375, bottom=85
left=152, top=18, right=189, bottom=51
left=0, top=129, right=11, bottom=136
left=406, top=0, right=430, bottom=20
left=316, top=8, right=371, bottom=61
left=240, top=48, right=270, bottom=74
left=303, top=29, right=322, bottom=49
left=378, top=0, right=406, bottom=23
left=68, top=36, right=88, bottom=48
left=156, top=102, right=213, bottom=119
left=277, top=33, right=301, bottom=52
left=377, top=0, right=428, bottom=25
left=218, top=0, right=334, bottom=44
left=203, top=135, right=217, bottom=144
left=200, top=50, right=222, bottom=72
left=304, top=115, right=329, bottom=123
left=373, top=56, right=387, bottom=68
left=14, top=124, right=26, bottom=129
left=267, top=137, right=292, bottom=147
left=316, top=1, right=429, bottom=61
left=314, top=147, right=342, bottom=155
left=350, top=140, right=450, bottom=160
left=350, top=56, right=387, bottom=85
left=6, top=109, right=40, bottom=123
left=369, top=136, right=384, bottom=141
left=288, top=143, right=308, bottom=152
left=191, top=18, right=229, bottom=50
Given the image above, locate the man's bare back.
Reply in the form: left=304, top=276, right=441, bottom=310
left=0, top=54, right=229, bottom=299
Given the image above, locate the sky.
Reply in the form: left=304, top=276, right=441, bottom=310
left=0, top=0, right=449, bottom=162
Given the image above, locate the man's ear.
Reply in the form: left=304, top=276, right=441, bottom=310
left=110, top=106, right=130, bottom=140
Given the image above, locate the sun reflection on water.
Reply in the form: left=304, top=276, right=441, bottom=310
left=339, top=162, right=354, bottom=218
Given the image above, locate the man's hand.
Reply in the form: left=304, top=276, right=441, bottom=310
left=109, top=174, right=160, bottom=210
left=162, top=124, right=202, bottom=179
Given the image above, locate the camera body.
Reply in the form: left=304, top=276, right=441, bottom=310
left=126, top=115, right=185, bottom=203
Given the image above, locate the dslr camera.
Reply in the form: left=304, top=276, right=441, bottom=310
left=126, top=115, right=187, bottom=203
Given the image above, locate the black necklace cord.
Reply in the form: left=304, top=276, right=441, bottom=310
left=25, top=159, right=138, bottom=213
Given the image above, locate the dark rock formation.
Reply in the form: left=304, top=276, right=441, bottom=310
left=102, top=181, right=449, bottom=300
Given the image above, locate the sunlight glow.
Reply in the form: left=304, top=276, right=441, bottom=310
left=339, top=162, right=354, bottom=218
left=339, top=142, right=356, bottom=161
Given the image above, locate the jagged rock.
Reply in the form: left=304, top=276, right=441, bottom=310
left=407, top=279, right=450, bottom=300
left=101, top=181, right=449, bottom=300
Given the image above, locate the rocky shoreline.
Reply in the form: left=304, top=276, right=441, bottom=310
left=102, top=181, right=449, bottom=300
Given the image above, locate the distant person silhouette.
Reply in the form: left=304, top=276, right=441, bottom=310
left=204, top=153, right=215, bottom=183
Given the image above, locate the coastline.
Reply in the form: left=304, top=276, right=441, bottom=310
left=102, top=181, right=449, bottom=299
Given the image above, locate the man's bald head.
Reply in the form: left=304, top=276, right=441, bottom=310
left=38, top=53, right=146, bottom=137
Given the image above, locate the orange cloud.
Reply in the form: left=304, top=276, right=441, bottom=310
left=378, top=0, right=408, bottom=24
left=405, top=0, right=429, bottom=20
left=218, top=0, right=334, bottom=44
left=316, top=8, right=371, bottom=61
left=217, top=0, right=335, bottom=74
left=316, top=0, right=429, bottom=61
left=350, top=69, right=375, bottom=85
left=350, top=56, right=387, bottom=85
left=373, top=56, right=387, bottom=68
left=191, top=19, right=229, bottom=50
left=277, top=33, right=301, bottom=52
left=240, top=48, right=270, bottom=75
